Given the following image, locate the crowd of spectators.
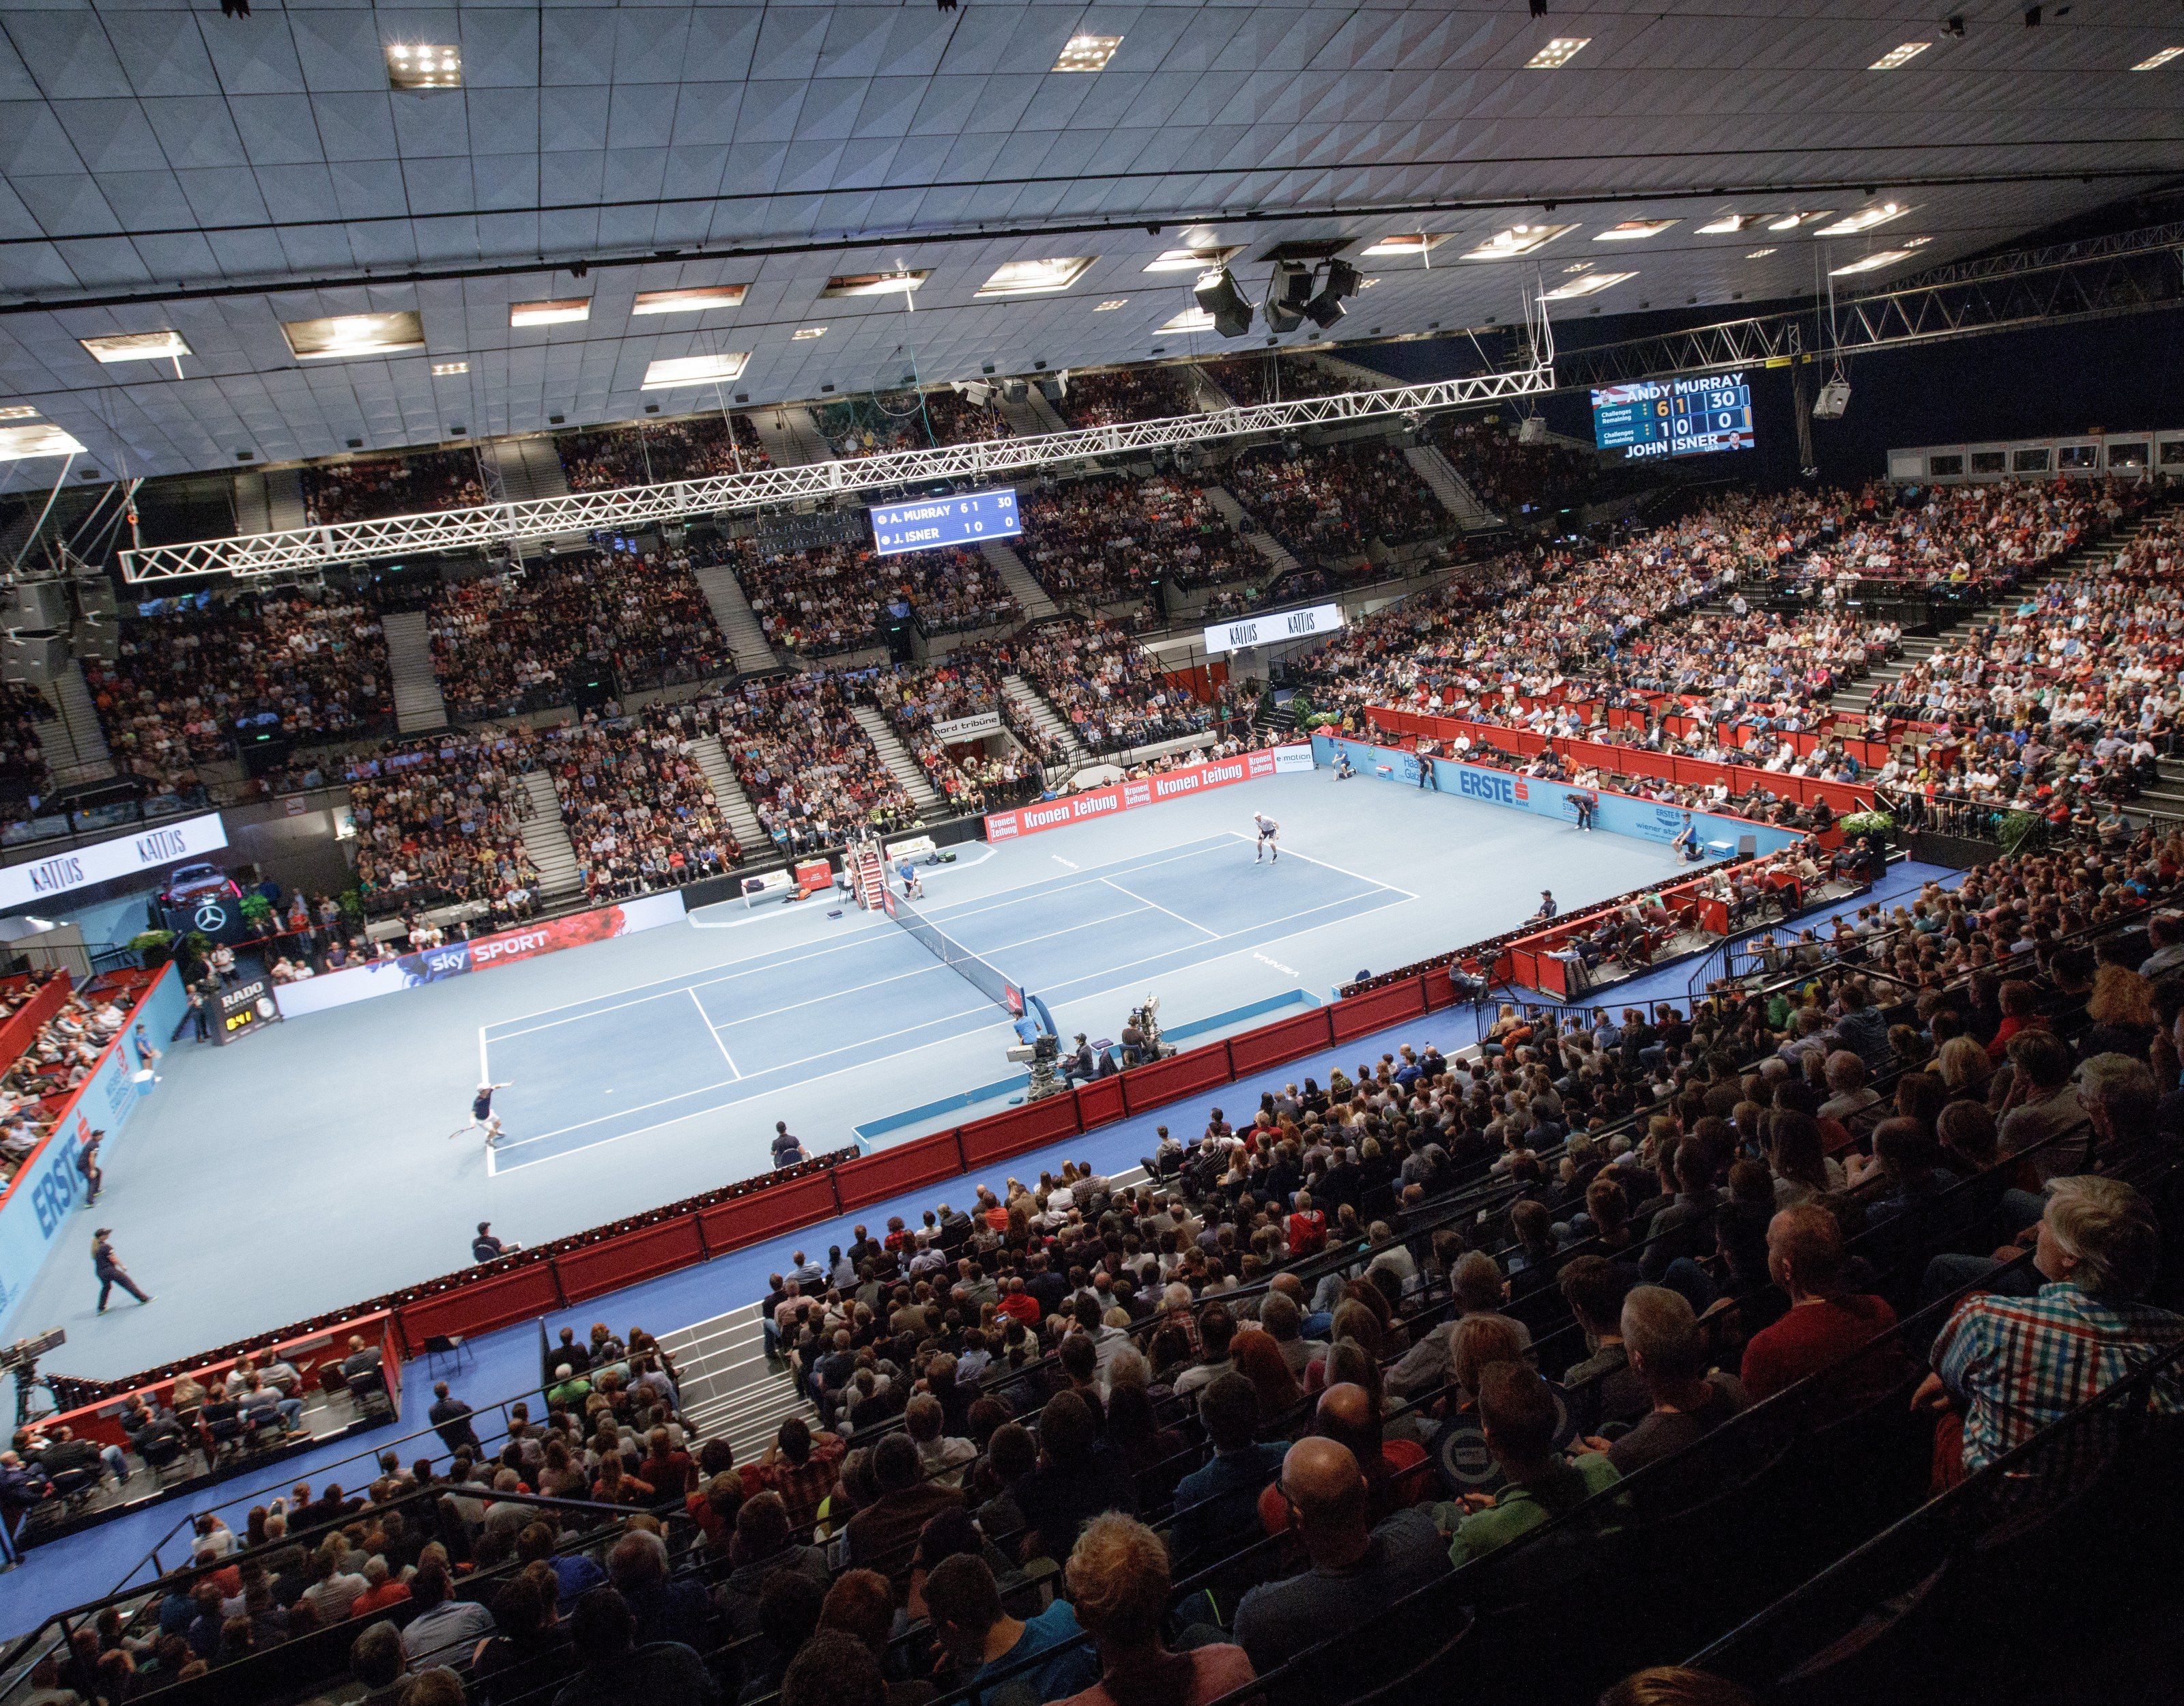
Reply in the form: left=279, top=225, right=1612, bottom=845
left=1057, top=367, right=1195, bottom=428
left=1018, top=474, right=1255, bottom=608
left=1432, top=418, right=1598, bottom=517
left=88, top=588, right=393, bottom=794
left=345, top=733, right=542, bottom=920
left=1225, top=443, right=1446, bottom=560
left=735, top=541, right=1019, bottom=658
left=302, top=451, right=488, bottom=525
left=559, top=416, right=771, bottom=492
left=1202, top=354, right=1355, bottom=408
left=858, top=656, right=1050, bottom=812
left=0, top=974, right=133, bottom=1183
left=813, top=397, right=927, bottom=461
left=541, top=711, right=743, bottom=902
left=689, top=676, right=921, bottom=854
left=998, top=621, right=1229, bottom=755
left=921, top=389, right=1013, bottom=446
left=428, top=548, right=730, bottom=719
left=0, top=681, right=51, bottom=830
left=1865, top=511, right=2182, bottom=815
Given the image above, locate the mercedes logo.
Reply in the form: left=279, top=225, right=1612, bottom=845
left=193, top=900, right=227, bottom=933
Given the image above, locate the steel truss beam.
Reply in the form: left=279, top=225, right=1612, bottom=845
left=1549, top=221, right=2184, bottom=392
left=118, top=365, right=1551, bottom=583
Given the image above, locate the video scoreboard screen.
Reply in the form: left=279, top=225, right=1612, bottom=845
left=868, top=488, right=1021, bottom=557
left=1590, top=371, right=1755, bottom=461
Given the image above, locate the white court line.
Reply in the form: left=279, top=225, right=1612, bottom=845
left=1102, top=876, right=1217, bottom=938
left=686, top=847, right=1000, bottom=926
left=923, top=838, right=1237, bottom=928
left=691, top=987, right=741, bottom=1077
left=483, top=839, right=1230, bottom=1037
left=1222, top=830, right=1420, bottom=901
left=495, top=1004, right=1016, bottom=1168
left=1052, top=855, right=1080, bottom=870
left=478, top=1027, right=489, bottom=1081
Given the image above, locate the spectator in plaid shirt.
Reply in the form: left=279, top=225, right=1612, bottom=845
left=749, top=1417, right=846, bottom=1537
left=1918, top=1176, right=2184, bottom=1489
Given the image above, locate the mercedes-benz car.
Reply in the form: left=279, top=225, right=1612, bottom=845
left=159, top=862, right=242, bottom=910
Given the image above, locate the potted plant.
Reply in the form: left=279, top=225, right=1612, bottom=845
left=127, top=929, right=176, bottom=969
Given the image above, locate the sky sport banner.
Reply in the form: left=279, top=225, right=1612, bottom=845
left=0, top=812, right=228, bottom=913
left=985, top=744, right=1314, bottom=842
left=274, top=890, right=686, bottom=1019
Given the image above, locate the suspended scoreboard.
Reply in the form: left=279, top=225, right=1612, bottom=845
left=1590, top=371, right=1755, bottom=461
left=868, top=488, right=1022, bottom=556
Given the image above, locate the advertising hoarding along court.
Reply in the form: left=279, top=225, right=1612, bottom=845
left=0, top=812, right=229, bottom=913
left=984, top=745, right=1314, bottom=841
left=868, top=489, right=1021, bottom=556
left=274, top=891, right=687, bottom=1019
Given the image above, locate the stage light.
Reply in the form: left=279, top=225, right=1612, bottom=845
left=1263, top=261, right=1313, bottom=332
left=1192, top=268, right=1254, bottom=338
left=1305, top=259, right=1360, bottom=327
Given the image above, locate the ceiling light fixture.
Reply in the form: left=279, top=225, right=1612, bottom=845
left=510, top=298, right=591, bottom=327
left=1357, top=278, right=1381, bottom=289
left=642, top=352, right=749, bottom=390
left=282, top=312, right=426, bottom=359
left=1525, top=37, right=1591, bottom=68
left=975, top=257, right=1097, bottom=298
left=1829, top=249, right=1916, bottom=276
left=386, top=42, right=462, bottom=89
left=1542, top=270, right=1635, bottom=300
left=1594, top=219, right=1676, bottom=242
left=1766, top=211, right=1828, bottom=231
left=0, top=421, right=87, bottom=461
left=632, top=286, right=749, bottom=315
left=1159, top=307, right=1218, bottom=333
left=792, top=326, right=827, bottom=340
left=820, top=270, right=929, bottom=298
left=1814, top=202, right=1907, bottom=236
left=1359, top=233, right=1446, bottom=259
left=1143, top=246, right=1241, bottom=273
left=1093, top=299, right=1129, bottom=311
left=0, top=406, right=37, bottom=421
left=1868, top=41, right=1931, bottom=69
left=1053, top=33, right=1123, bottom=72
left=1696, top=214, right=1751, bottom=234
left=1744, top=247, right=1778, bottom=258
left=1461, top=223, right=1575, bottom=261
left=431, top=361, right=468, bottom=376
left=2131, top=46, right=2183, bottom=69
left=81, top=330, right=191, bottom=364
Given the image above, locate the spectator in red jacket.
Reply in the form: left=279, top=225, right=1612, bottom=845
left=1286, top=1191, right=1327, bottom=1257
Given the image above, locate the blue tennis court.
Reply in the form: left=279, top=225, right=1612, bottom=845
left=479, top=833, right=1410, bottom=1172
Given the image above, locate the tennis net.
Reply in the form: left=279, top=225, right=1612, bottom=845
left=882, top=886, right=1028, bottom=1017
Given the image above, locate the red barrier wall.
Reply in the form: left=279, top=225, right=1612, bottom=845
left=700, top=1170, right=842, bottom=1257
left=1072, top=1077, right=1127, bottom=1128
left=1119, top=1040, right=1238, bottom=1115
left=958, top=1094, right=1083, bottom=1168
left=554, top=1216, right=708, bottom=1305
left=1227, top=1008, right=1337, bottom=1075
left=832, top=1131, right=971, bottom=1213
left=0, top=971, right=71, bottom=1071
left=1330, top=976, right=1428, bottom=1042
left=399, top=1264, right=566, bottom=1348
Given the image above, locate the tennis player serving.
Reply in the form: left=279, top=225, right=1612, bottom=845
left=1252, top=812, right=1280, bottom=864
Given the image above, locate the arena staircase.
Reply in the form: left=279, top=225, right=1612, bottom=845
left=983, top=540, right=1059, bottom=621
left=994, top=393, right=1048, bottom=439
left=1404, top=444, right=1503, bottom=531
left=1182, top=363, right=1234, bottom=413
left=40, top=664, right=115, bottom=786
left=850, top=703, right=944, bottom=816
left=692, top=563, right=781, bottom=675
left=1003, top=673, right=1088, bottom=762
left=658, top=1304, right=814, bottom=1460
left=689, top=733, right=769, bottom=855
left=1203, top=486, right=1303, bottom=576
left=749, top=408, right=831, bottom=466
left=263, top=468, right=308, bottom=533
left=381, top=610, right=449, bottom=734
left=232, top=471, right=272, bottom=536
left=495, top=436, right=588, bottom=554
left=517, top=770, right=586, bottom=904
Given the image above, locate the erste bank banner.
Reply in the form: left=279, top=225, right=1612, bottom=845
left=985, top=745, right=1314, bottom=842
left=275, top=891, right=686, bottom=1019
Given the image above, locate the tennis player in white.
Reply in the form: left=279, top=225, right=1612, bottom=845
left=451, top=1079, right=513, bottom=1148
left=1252, top=812, right=1280, bottom=864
